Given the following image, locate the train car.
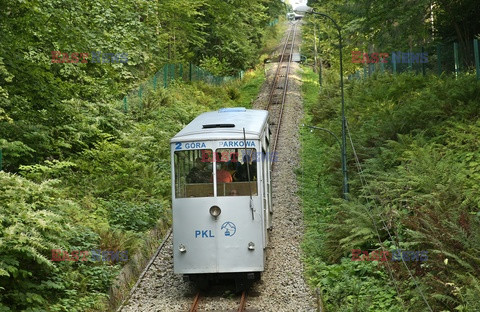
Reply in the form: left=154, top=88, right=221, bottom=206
left=170, top=107, right=273, bottom=289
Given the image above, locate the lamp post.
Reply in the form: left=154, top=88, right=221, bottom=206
left=306, top=10, right=349, bottom=199
left=305, top=125, right=341, bottom=149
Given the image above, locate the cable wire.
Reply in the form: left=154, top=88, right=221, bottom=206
left=345, top=119, right=433, bottom=312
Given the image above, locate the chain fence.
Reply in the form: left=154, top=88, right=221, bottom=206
left=347, top=39, right=480, bottom=80
left=121, top=63, right=245, bottom=113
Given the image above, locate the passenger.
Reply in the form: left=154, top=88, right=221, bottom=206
left=226, top=153, right=241, bottom=181
left=237, top=154, right=257, bottom=181
left=229, top=189, right=238, bottom=196
left=186, top=158, right=209, bottom=183
left=226, top=152, right=239, bottom=167
left=212, top=162, right=233, bottom=183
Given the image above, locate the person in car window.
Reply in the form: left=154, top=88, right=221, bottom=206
left=187, top=157, right=210, bottom=183
left=213, top=162, right=233, bottom=183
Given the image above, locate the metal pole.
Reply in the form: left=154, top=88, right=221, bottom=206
left=138, top=86, right=143, bottom=110
left=313, top=25, right=318, bottom=73
left=408, top=48, right=413, bottom=71
left=313, top=25, right=322, bottom=86
left=189, top=63, right=193, bottom=82
left=422, top=47, right=426, bottom=76
left=307, top=11, right=349, bottom=199
left=339, top=28, right=349, bottom=199
left=163, top=64, right=168, bottom=88
left=316, top=288, right=322, bottom=312
left=319, top=58, right=322, bottom=86
left=474, top=39, right=480, bottom=81
left=437, top=44, right=442, bottom=76
left=392, top=52, right=397, bottom=74
left=305, top=125, right=341, bottom=148
left=454, top=42, right=459, bottom=78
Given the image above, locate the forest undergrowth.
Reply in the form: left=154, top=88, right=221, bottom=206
left=300, top=67, right=480, bottom=311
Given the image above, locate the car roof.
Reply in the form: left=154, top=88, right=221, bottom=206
left=171, top=108, right=269, bottom=142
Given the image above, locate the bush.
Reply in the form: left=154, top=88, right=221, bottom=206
left=105, top=200, right=164, bottom=232
left=301, top=67, right=480, bottom=311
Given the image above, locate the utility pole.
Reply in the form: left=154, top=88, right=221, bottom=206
left=307, top=10, right=349, bottom=199
left=313, top=25, right=318, bottom=73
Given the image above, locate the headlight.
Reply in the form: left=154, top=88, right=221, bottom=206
left=179, top=244, right=186, bottom=253
left=209, top=205, right=221, bottom=218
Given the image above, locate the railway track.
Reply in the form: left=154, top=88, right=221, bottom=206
left=118, top=20, right=308, bottom=312
left=267, top=22, right=298, bottom=163
left=189, top=290, right=247, bottom=312
left=184, top=22, right=299, bottom=312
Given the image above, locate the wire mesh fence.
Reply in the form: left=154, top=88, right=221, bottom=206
left=347, top=39, right=480, bottom=80
left=268, top=18, right=279, bottom=26
left=121, top=63, right=244, bottom=113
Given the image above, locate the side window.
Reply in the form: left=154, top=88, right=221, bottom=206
left=214, top=148, right=258, bottom=196
left=174, top=149, right=213, bottom=198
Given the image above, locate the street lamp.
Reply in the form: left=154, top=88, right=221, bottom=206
left=306, top=10, right=349, bottom=200
left=304, top=125, right=341, bottom=148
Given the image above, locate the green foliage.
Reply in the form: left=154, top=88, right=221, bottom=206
left=0, top=0, right=283, bottom=309
left=0, top=50, right=267, bottom=310
left=303, top=0, right=480, bottom=77
left=305, top=258, right=403, bottom=311
left=0, top=173, right=74, bottom=310
left=230, top=67, right=266, bottom=107
left=19, top=160, right=77, bottom=183
left=0, top=0, right=283, bottom=174
left=193, top=0, right=286, bottom=73
left=300, top=67, right=405, bottom=310
left=226, top=86, right=241, bottom=101
left=301, top=64, right=480, bottom=311
left=200, top=57, right=231, bottom=76
left=0, top=172, right=136, bottom=311
left=105, top=200, right=164, bottom=232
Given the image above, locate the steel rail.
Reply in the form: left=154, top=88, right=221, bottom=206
left=266, top=23, right=297, bottom=111
left=237, top=290, right=247, bottom=311
left=189, top=292, right=201, bottom=312
left=269, top=23, right=298, bottom=165
left=188, top=290, right=246, bottom=312
left=122, top=22, right=297, bottom=312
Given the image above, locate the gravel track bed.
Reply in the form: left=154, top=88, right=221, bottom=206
left=247, top=22, right=316, bottom=312
left=119, top=21, right=315, bottom=312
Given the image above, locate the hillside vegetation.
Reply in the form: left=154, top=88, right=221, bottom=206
left=301, top=68, right=480, bottom=311
left=0, top=0, right=283, bottom=310
left=300, top=0, right=480, bottom=310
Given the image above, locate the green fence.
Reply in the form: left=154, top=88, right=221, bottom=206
left=268, top=18, right=279, bottom=26
left=121, top=63, right=244, bottom=113
left=347, top=39, right=480, bottom=81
